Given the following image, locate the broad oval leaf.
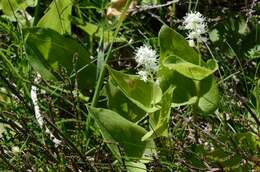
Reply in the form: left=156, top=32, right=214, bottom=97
left=163, top=55, right=218, bottom=81
left=126, top=161, right=147, bottom=172
left=25, top=28, right=96, bottom=91
left=107, top=66, right=162, bottom=113
left=37, top=0, right=72, bottom=34
left=106, top=78, right=147, bottom=122
left=76, top=22, right=126, bottom=43
left=159, top=25, right=203, bottom=65
left=0, top=0, right=37, bottom=17
left=159, top=25, right=219, bottom=114
left=88, top=107, right=156, bottom=161
left=142, top=86, right=174, bottom=141
left=197, top=76, right=219, bottom=114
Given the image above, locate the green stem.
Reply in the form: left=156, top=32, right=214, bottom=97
left=188, top=0, right=192, bottom=12
left=33, top=0, right=41, bottom=26
left=196, top=43, right=201, bottom=66
left=0, top=51, right=30, bottom=98
left=0, top=51, right=21, bottom=79
left=85, top=0, right=133, bottom=138
left=194, top=0, right=199, bottom=11
left=90, top=0, right=133, bottom=107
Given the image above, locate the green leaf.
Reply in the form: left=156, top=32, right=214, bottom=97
left=78, top=22, right=98, bottom=36
left=25, top=28, right=96, bottom=90
left=234, top=132, right=260, bottom=153
left=159, top=25, right=202, bottom=65
left=0, top=123, right=10, bottom=138
left=77, top=22, right=126, bottom=42
left=209, top=29, right=220, bottom=42
left=210, top=148, right=242, bottom=170
left=158, top=25, right=201, bottom=95
left=197, top=76, right=219, bottom=114
left=141, top=0, right=159, bottom=5
left=247, top=45, right=260, bottom=59
left=222, top=156, right=242, bottom=170
left=142, top=86, right=174, bottom=141
left=254, top=80, right=260, bottom=118
left=208, top=147, right=230, bottom=161
left=26, top=51, right=57, bottom=81
left=158, top=25, right=219, bottom=114
left=37, top=0, right=72, bottom=34
left=185, top=144, right=208, bottom=170
left=165, top=71, right=198, bottom=105
left=0, top=0, right=37, bottom=17
left=106, top=78, right=147, bottom=122
left=88, top=107, right=156, bottom=161
left=163, top=55, right=218, bottom=81
left=126, top=161, right=147, bottom=172
left=209, top=17, right=260, bottom=59
left=107, top=66, right=162, bottom=113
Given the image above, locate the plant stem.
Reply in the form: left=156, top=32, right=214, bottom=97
left=33, top=0, right=41, bottom=26
left=90, top=0, right=133, bottom=107
left=85, top=0, right=133, bottom=139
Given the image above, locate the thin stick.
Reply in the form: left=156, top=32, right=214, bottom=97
left=130, top=0, right=179, bottom=15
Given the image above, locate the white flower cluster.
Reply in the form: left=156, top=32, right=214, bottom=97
left=31, top=74, right=44, bottom=128
left=11, top=146, right=20, bottom=154
left=182, top=11, right=208, bottom=47
left=31, top=74, right=61, bottom=147
left=137, top=70, right=148, bottom=82
left=135, top=44, right=158, bottom=82
left=46, top=127, right=62, bottom=147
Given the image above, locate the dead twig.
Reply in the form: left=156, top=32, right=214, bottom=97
left=130, top=0, right=179, bottom=15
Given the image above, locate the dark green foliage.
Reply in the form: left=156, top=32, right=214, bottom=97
left=0, top=0, right=259, bottom=171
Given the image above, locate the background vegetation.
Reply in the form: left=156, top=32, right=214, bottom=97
left=0, top=0, right=259, bottom=171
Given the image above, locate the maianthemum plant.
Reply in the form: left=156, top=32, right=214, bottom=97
left=0, top=0, right=260, bottom=171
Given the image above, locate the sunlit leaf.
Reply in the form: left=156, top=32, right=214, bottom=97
left=77, top=22, right=126, bottom=42
left=163, top=55, right=218, bottom=81
left=126, top=161, right=147, bottom=172
left=37, top=0, right=72, bottom=34
left=142, top=86, right=174, bottom=141
left=159, top=25, right=219, bottom=114
left=106, top=78, right=147, bottom=122
left=107, top=66, right=162, bottom=113
left=197, top=76, right=219, bottom=114
left=0, top=0, right=37, bottom=17
left=88, top=107, right=156, bottom=161
left=25, top=28, right=96, bottom=91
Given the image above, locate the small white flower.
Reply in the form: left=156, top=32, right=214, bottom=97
left=188, top=40, right=195, bottom=47
left=138, top=70, right=148, bottom=82
left=31, top=74, right=44, bottom=128
left=183, top=12, right=206, bottom=30
left=182, top=11, right=208, bottom=47
left=135, top=44, right=158, bottom=72
left=155, top=79, right=160, bottom=86
left=52, top=137, right=62, bottom=147
left=45, top=127, right=62, bottom=147
left=12, top=146, right=20, bottom=154
left=135, top=44, right=158, bottom=81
